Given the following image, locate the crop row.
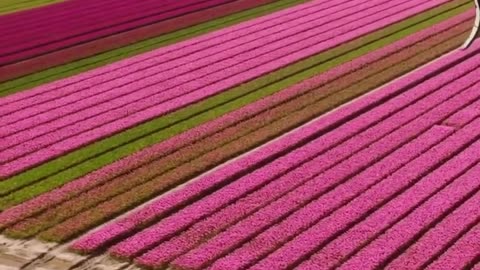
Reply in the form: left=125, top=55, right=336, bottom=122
left=0, top=7, right=472, bottom=245
left=0, top=0, right=466, bottom=211
left=0, top=0, right=452, bottom=112
left=0, top=0, right=461, bottom=178
left=68, top=27, right=480, bottom=270
left=0, top=0, right=63, bottom=15
left=0, top=0, right=397, bottom=127
left=1, top=1, right=477, bottom=268
left=0, top=0, right=241, bottom=67
left=0, top=0, right=306, bottom=95
left=0, top=0, right=282, bottom=82
left=110, top=45, right=480, bottom=263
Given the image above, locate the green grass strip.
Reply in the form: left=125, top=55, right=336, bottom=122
left=0, top=0, right=471, bottom=209
left=0, top=0, right=307, bottom=96
left=0, top=0, right=64, bottom=15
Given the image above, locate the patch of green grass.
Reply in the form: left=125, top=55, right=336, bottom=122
left=0, top=0, right=471, bottom=209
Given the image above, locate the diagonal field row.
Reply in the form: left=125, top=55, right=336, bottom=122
left=0, top=0, right=64, bottom=15
left=0, top=0, right=465, bottom=179
left=69, top=32, right=480, bottom=270
left=0, top=0, right=235, bottom=42
left=0, top=8, right=473, bottom=243
left=2, top=0, right=454, bottom=110
left=0, top=0, right=241, bottom=66
left=0, top=0, right=468, bottom=217
left=0, top=0, right=282, bottom=83
left=1, top=0, right=390, bottom=115
left=0, top=1, right=468, bottom=211
left=1, top=0, right=479, bottom=268
left=0, top=0, right=307, bottom=95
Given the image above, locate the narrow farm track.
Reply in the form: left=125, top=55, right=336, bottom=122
left=0, top=0, right=479, bottom=269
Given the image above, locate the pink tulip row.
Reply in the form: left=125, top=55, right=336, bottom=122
left=208, top=124, right=480, bottom=270
left=0, top=0, right=392, bottom=108
left=112, top=53, right=480, bottom=262
left=0, top=0, right=451, bottom=178
left=4, top=0, right=472, bottom=134
left=337, top=161, right=480, bottom=270
left=137, top=124, right=453, bottom=269
left=0, top=0, right=211, bottom=38
left=148, top=69, right=480, bottom=270
left=0, top=0, right=397, bottom=138
left=380, top=187, right=480, bottom=269
left=0, top=0, right=361, bottom=117
left=0, top=9, right=470, bottom=234
left=70, top=20, right=480, bottom=270
left=426, top=222, right=480, bottom=270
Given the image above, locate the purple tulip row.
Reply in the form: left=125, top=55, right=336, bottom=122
left=0, top=0, right=396, bottom=134
left=0, top=0, right=236, bottom=66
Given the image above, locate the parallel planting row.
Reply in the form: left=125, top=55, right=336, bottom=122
left=0, top=0, right=471, bottom=218
left=0, top=0, right=307, bottom=96
left=0, top=0, right=468, bottom=178
left=0, top=0, right=237, bottom=65
left=0, top=0, right=478, bottom=269
left=70, top=32, right=480, bottom=270
left=0, top=0, right=281, bottom=82
left=0, top=10, right=473, bottom=243
left=0, top=0, right=64, bottom=15
left=1, top=0, right=472, bottom=241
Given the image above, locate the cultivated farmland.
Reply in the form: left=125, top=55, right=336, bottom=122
left=0, top=0, right=478, bottom=269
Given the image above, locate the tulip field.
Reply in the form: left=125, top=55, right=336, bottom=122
left=0, top=0, right=479, bottom=269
